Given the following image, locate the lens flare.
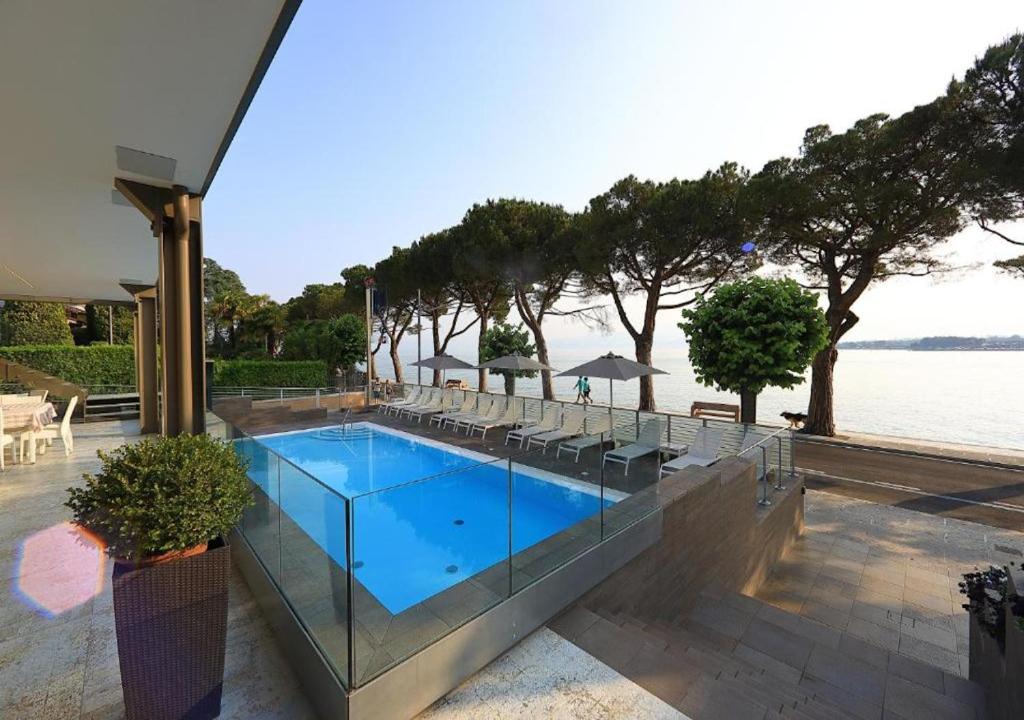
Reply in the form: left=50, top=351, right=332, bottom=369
left=741, top=241, right=756, bottom=253
left=15, top=522, right=106, bottom=618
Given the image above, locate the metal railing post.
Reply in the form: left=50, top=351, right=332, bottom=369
left=345, top=499, right=355, bottom=690
left=507, top=457, right=513, bottom=599
left=635, top=410, right=640, bottom=440
left=758, top=446, right=772, bottom=506
left=774, top=436, right=786, bottom=491
left=315, top=388, right=320, bottom=409
left=788, top=429, right=798, bottom=477
left=279, top=387, right=284, bottom=405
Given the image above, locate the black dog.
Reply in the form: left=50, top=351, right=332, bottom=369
left=780, top=411, right=807, bottom=429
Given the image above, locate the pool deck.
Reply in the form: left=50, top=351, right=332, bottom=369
left=6, top=412, right=1021, bottom=719
left=0, top=418, right=684, bottom=720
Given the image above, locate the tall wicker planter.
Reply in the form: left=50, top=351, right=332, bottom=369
left=113, top=538, right=231, bottom=720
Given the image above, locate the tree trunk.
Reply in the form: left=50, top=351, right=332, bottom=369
left=535, top=332, right=554, bottom=400
left=805, top=344, right=838, bottom=436
left=504, top=372, right=515, bottom=395
left=431, top=315, right=442, bottom=387
left=389, top=344, right=404, bottom=384
left=477, top=316, right=489, bottom=392
left=635, top=335, right=655, bottom=412
left=739, top=389, right=757, bottom=424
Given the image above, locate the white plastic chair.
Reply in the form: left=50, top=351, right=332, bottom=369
left=0, top=404, right=17, bottom=470
left=26, top=395, right=77, bottom=460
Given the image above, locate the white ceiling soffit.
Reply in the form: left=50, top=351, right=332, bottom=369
left=0, top=1, right=300, bottom=304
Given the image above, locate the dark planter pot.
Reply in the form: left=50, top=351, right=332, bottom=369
left=113, top=537, right=231, bottom=720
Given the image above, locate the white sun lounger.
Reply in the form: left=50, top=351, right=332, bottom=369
left=456, top=397, right=504, bottom=433
left=658, top=427, right=724, bottom=477
left=406, top=390, right=449, bottom=423
left=468, top=401, right=518, bottom=439
left=446, top=396, right=492, bottom=430
left=400, top=388, right=441, bottom=419
left=555, top=416, right=613, bottom=462
left=398, top=388, right=436, bottom=418
left=430, top=393, right=476, bottom=427
left=526, top=411, right=585, bottom=453
left=602, top=418, right=664, bottom=475
left=505, top=408, right=561, bottom=448
left=381, top=386, right=421, bottom=414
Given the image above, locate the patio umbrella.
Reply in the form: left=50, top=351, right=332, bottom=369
left=410, top=353, right=475, bottom=386
left=474, top=352, right=556, bottom=373
left=475, top=352, right=558, bottom=407
left=556, top=352, right=667, bottom=426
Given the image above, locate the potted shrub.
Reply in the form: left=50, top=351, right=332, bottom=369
left=66, top=434, right=251, bottom=720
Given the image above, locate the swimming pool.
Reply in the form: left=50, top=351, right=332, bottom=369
left=238, top=423, right=616, bottom=614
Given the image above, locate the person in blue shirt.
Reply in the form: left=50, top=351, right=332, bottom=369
left=582, top=376, right=592, bottom=404
left=574, top=376, right=586, bottom=403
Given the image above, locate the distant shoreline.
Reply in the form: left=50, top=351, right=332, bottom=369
left=840, top=347, right=1024, bottom=352
left=839, top=335, right=1024, bottom=351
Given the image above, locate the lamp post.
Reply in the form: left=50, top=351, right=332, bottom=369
left=364, top=278, right=375, bottom=407
left=416, top=288, right=422, bottom=386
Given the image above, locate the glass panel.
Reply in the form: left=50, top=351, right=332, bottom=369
left=509, top=439, right=603, bottom=593
left=277, top=457, right=351, bottom=685
left=235, top=436, right=281, bottom=582
left=350, top=457, right=510, bottom=686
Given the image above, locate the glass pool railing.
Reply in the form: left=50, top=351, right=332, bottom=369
left=211, top=412, right=669, bottom=690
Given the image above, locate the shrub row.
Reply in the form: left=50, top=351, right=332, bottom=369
left=0, top=345, right=135, bottom=387
left=211, top=359, right=327, bottom=388
left=0, top=346, right=329, bottom=389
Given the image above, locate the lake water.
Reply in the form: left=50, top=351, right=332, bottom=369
left=384, top=349, right=1023, bottom=451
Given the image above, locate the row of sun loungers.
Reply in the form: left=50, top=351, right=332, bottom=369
left=382, top=387, right=767, bottom=476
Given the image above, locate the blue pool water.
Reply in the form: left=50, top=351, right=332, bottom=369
left=237, top=423, right=614, bottom=614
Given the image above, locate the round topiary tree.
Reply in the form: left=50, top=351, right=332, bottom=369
left=66, top=434, right=252, bottom=563
left=679, top=277, right=827, bottom=424
left=479, top=322, right=537, bottom=395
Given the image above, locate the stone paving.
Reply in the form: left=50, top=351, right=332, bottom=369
left=4, top=417, right=1022, bottom=719
left=418, top=627, right=689, bottom=720
left=757, top=489, right=1024, bottom=678
left=0, top=421, right=315, bottom=720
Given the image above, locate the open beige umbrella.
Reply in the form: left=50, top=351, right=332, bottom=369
left=557, top=352, right=667, bottom=426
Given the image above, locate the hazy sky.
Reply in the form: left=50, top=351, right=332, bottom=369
left=204, top=0, right=1024, bottom=351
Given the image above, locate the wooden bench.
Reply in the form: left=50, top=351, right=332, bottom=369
left=690, top=401, right=740, bottom=423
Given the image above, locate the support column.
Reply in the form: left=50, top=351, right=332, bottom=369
left=136, top=294, right=159, bottom=434
left=172, top=186, right=194, bottom=433
left=158, top=214, right=181, bottom=435
left=116, top=178, right=205, bottom=435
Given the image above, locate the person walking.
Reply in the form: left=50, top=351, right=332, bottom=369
left=582, top=376, right=592, bottom=405
left=574, top=376, right=586, bottom=403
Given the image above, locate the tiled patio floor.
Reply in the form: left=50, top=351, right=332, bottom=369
left=757, top=489, right=1024, bottom=677
left=0, top=421, right=315, bottom=720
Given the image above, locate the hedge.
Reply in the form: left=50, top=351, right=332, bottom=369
left=0, top=346, right=328, bottom=389
left=211, top=360, right=327, bottom=388
left=0, top=345, right=135, bottom=387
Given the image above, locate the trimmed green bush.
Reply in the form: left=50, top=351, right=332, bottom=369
left=0, top=301, right=73, bottom=346
left=211, top=359, right=327, bottom=388
left=0, top=344, right=135, bottom=387
left=66, top=435, right=252, bottom=562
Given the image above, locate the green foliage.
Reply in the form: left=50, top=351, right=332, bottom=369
left=995, top=255, right=1024, bottom=279
left=66, top=435, right=252, bottom=562
left=280, top=314, right=365, bottom=372
left=0, top=344, right=135, bottom=387
left=211, top=359, right=328, bottom=388
left=480, top=322, right=537, bottom=394
left=85, top=305, right=134, bottom=345
left=680, top=278, right=827, bottom=421
left=949, top=33, right=1024, bottom=230
left=204, top=258, right=247, bottom=303
left=339, top=264, right=374, bottom=314
left=0, top=301, right=73, bottom=346
left=283, top=283, right=346, bottom=322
